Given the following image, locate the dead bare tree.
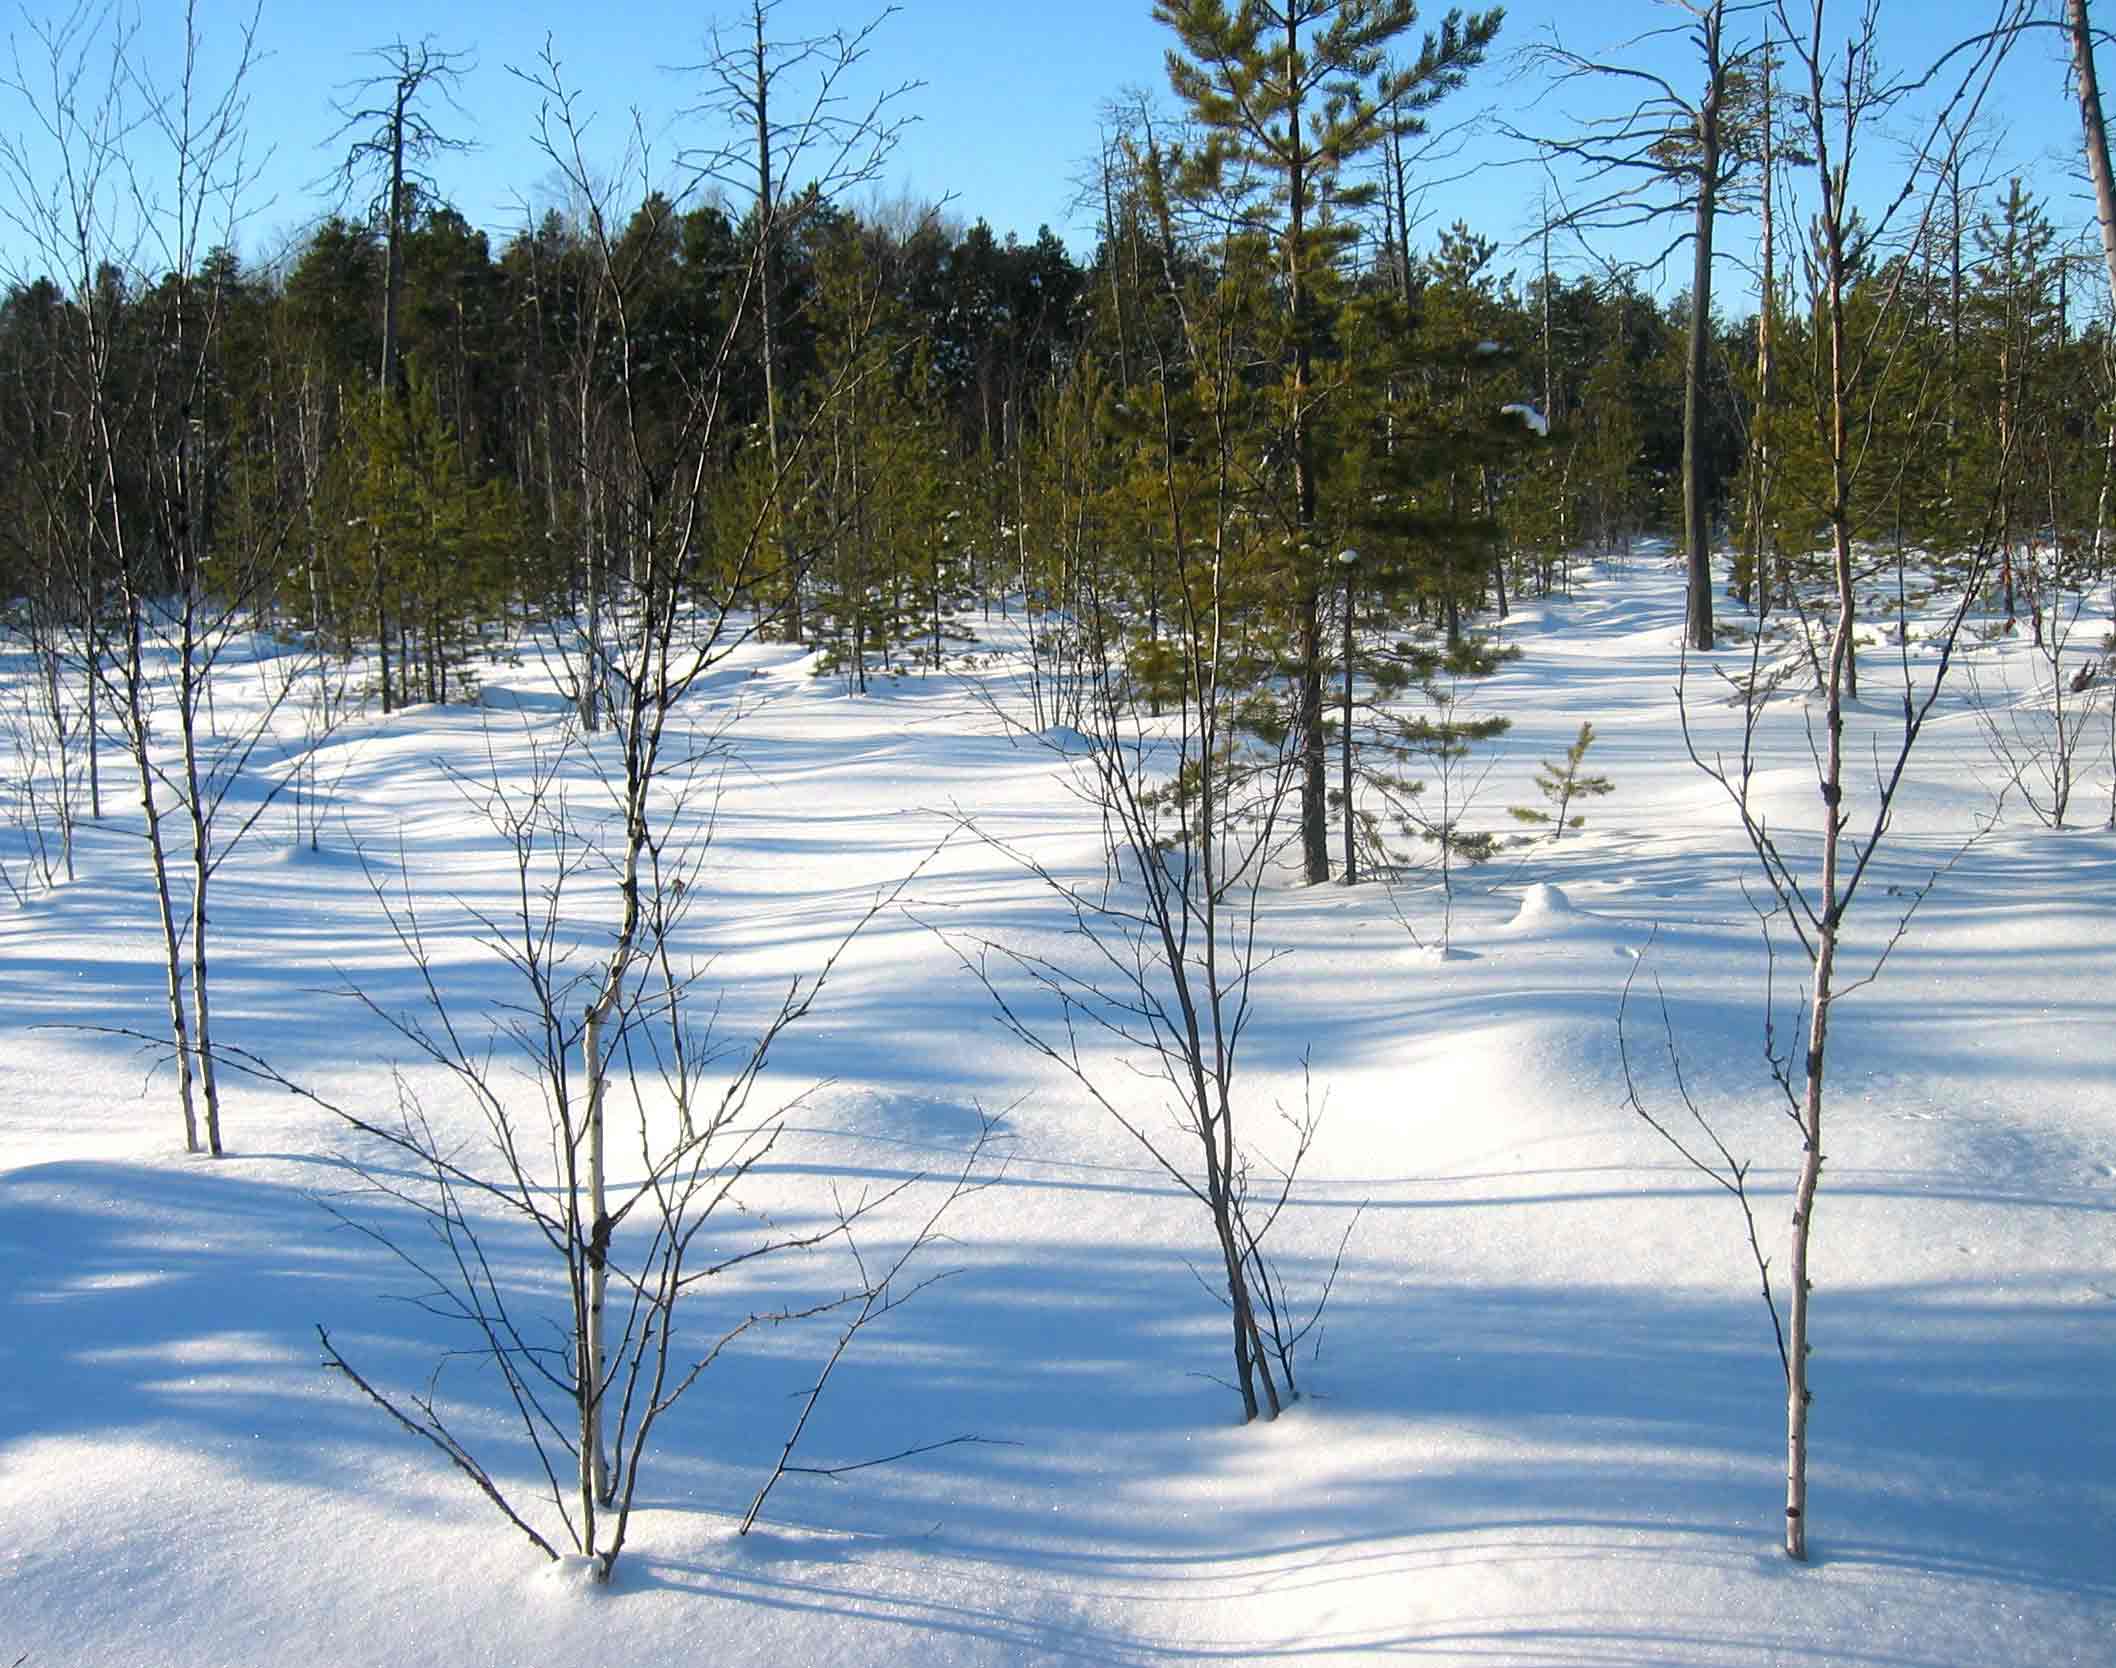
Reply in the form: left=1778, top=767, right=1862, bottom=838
left=319, top=36, right=474, bottom=718
left=0, top=284, right=107, bottom=888
left=941, top=634, right=1329, bottom=1423
left=678, top=0, right=920, bottom=645
left=1966, top=564, right=2108, bottom=828
left=506, top=44, right=812, bottom=1503
left=322, top=37, right=475, bottom=403
left=0, top=603, right=89, bottom=892
left=1513, top=0, right=1771, bottom=652
left=2063, top=0, right=2116, bottom=828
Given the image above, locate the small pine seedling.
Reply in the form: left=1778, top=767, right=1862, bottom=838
left=1511, top=721, right=1614, bottom=842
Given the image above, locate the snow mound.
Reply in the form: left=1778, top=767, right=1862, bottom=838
left=263, top=841, right=375, bottom=870
left=534, top=1553, right=608, bottom=1597
left=1506, top=881, right=1577, bottom=927
left=1038, top=723, right=1094, bottom=753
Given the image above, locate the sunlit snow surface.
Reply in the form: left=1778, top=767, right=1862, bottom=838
left=3, top=550, right=2111, bottom=1666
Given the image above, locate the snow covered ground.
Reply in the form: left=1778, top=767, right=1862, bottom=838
left=3, top=554, right=2111, bottom=1667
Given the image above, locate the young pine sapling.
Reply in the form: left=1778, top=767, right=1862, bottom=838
left=1512, top=720, right=1615, bottom=841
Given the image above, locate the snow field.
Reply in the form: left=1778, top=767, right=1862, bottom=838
left=2, top=555, right=2111, bottom=1665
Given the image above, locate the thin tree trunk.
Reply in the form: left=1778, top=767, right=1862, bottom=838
left=1683, top=2, right=1726, bottom=652
left=1749, top=36, right=1777, bottom=617
left=751, top=3, right=800, bottom=644
left=2069, top=0, right=2116, bottom=655
left=1103, top=137, right=1134, bottom=387
left=33, top=627, right=76, bottom=882
left=579, top=750, right=649, bottom=1509
left=124, top=591, right=201, bottom=1155
left=581, top=989, right=613, bottom=1512
left=1540, top=212, right=1553, bottom=420
left=381, top=79, right=408, bottom=399
left=1281, top=10, right=1329, bottom=887
left=1340, top=562, right=1356, bottom=885
left=579, top=384, right=601, bottom=732
left=83, top=599, right=101, bottom=820
left=373, top=526, right=394, bottom=717
left=1787, top=550, right=1849, bottom=1564
left=177, top=586, right=224, bottom=1157
left=1787, top=29, right=1857, bottom=1554
left=2070, top=0, right=2116, bottom=316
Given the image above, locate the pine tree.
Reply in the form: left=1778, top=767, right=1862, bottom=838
left=1512, top=720, right=1613, bottom=840
left=1153, top=0, right=1502, bottom=883
left=321, top=375, right=519, bottom=706
left=794, top=214, right=948, bottom=690
left=1965, top=179, right=2065, bottom=636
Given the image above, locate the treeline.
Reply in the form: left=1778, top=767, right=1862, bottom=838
left=0, top=184, right=1666, bottom=696
left=0, top=31, right=1702, bottom=726
left=7, top=159, right=2104, bottom=658
left=2, top=4, right=2110, bottom=797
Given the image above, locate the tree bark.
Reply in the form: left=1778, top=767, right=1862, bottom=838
left=751, top=3, right=799, bottom=643
left=2069, top=0, right=2116, bottom=611
left=2070, top=0, right=2116, bottom=314
left=1340, top=563, right=1356, bottom=885
left=579, top=387, right=601, bottom=733
left=122, top=587, right=201, bottom=1155
left=178, top=588, right=224, bottom=1156
left=1282, top=11, right=1329, bottom=887
left=1683, top=3, right=1726, bottom=652
left=380, top=77, right=408, bottom=400
left=1786, top=18, right=1858, bottom=1555
left=1744, top=37, right=1777, bottom=616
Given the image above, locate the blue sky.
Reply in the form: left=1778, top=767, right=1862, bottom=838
left=4, top=0, right=2102, bottom=299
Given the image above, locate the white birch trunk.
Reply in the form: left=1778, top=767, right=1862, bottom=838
left=177, top=586, right=223, bottom=1156
left=579, top=768, right=647, bottom=1518
left=580, top=996, right=612, bottom=1516
left=578, top=381, right=601, bottom=734
left=123, top=593, right=200, bottom=1155
left=1787, top=71, right=1857, bottom=1552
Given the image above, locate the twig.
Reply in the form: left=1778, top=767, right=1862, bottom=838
left=318, top=1325, right=562, bottom=1562
left=780, top=1434, right=1023, bottom=1482
left=739, top=1116, right=1001, bottom=1535
left=1617, top=934, right=1789, bottom=1382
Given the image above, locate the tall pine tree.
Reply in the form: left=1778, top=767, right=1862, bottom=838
left=1153, top=0, right=1502, bottom=882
